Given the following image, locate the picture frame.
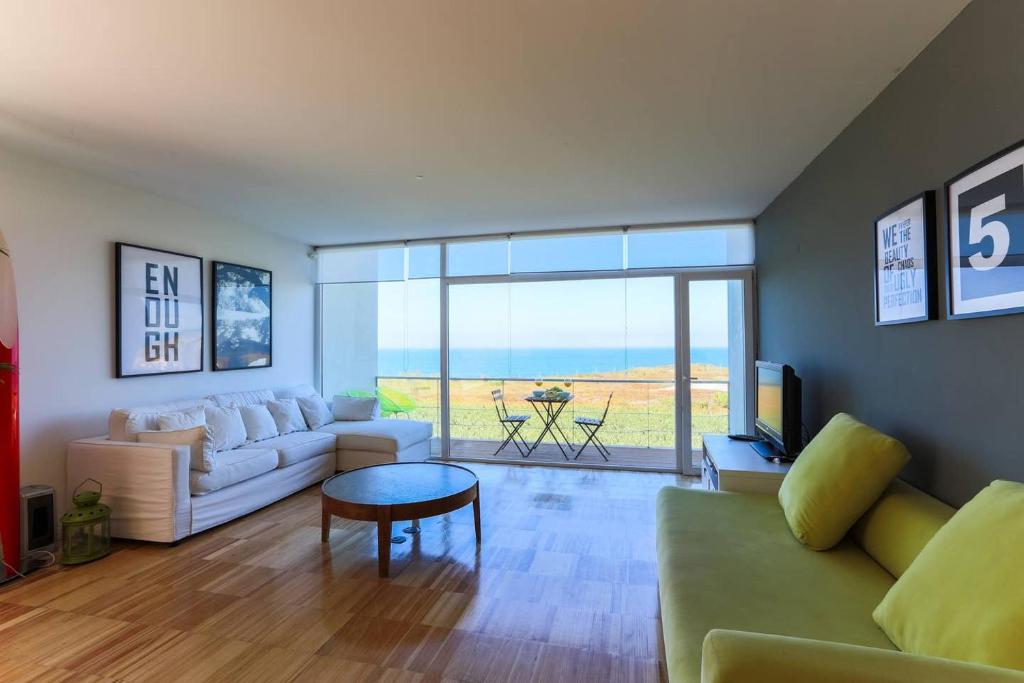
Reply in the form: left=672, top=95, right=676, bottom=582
left=115, top=242, right=203, bottom=377
left=873, top=191, right=937, bottom=326
left=946, top=138, right=1024, bottom=320
left=212, top=261, right=272, bottom=371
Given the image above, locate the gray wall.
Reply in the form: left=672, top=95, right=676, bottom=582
left=756, top=0, right=1024, bottom=506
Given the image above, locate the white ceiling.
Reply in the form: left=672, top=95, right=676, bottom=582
left=0, top=0, right=967, bottom=246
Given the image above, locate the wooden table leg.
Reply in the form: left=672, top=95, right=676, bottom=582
left=376, top=506, right=392, bottom=578
left=321, top=506, right=330, bottom=543
left=472, top=490, right=482, bottom=545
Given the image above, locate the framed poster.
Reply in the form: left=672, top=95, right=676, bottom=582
left=116, top=243, right=203, bottom=377
left=873, top=191, right=937, bottom=325
left=212, top=261, right=272, bottom=371
left=946, top=139, right=1024, bottom=319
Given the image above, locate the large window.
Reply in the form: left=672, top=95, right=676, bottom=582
left=319, top=246, right=441, bottom=438
left=317, top=223, right=754, bottom=472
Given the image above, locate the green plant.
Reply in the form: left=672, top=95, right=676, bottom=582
left=345, top=387, right=418, bottom=418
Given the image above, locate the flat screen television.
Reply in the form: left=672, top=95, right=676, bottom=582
left=753, top=360, right=802, bottom=459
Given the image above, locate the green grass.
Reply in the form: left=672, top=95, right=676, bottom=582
left=376, top=369, right=729, bottom=450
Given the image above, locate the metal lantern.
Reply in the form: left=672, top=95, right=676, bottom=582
left=61, top=479, right=111, bottom=565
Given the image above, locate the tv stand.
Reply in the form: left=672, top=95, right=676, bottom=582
left=701, top=435, right=792, bottom=493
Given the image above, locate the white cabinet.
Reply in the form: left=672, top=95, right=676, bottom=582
left=701, top=434, right=791, bottom=494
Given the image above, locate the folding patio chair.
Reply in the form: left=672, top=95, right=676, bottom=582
left=491, top=389, right=532, bottom=457
left=574, top=393, right=613, bottom=461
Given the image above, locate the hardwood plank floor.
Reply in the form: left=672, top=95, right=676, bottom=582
left=0, top=463, right=697, bottom=682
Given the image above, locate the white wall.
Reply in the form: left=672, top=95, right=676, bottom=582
left=0, top=145, right=315, bottom=511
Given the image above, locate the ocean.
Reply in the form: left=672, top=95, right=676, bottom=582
left=378, top=347, right=728, bottom=378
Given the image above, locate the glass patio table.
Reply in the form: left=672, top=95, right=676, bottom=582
left=523, top=394, right=575, bottom=459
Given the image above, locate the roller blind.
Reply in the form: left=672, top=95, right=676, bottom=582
left=626, top=223, right=754, bottom=269
left=510, top=231, right=624, bottom=273
left=317, top=222, right=754, bottom=283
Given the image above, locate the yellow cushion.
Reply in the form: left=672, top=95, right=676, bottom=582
left=852, top=479, right=955, bottom=578
left=778, top=413, right=910, bottom=550
left=873, top=480, right=1024, bottom=671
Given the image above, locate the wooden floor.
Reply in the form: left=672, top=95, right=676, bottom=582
left=0, top=463, right=696, bottom=682
left=448, top=439, right=678, bottom=471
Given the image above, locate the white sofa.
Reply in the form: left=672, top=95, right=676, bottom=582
left=67, top=384, right=433, bottom=543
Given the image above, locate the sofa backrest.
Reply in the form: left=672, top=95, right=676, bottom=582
left=109, top=398, right=212, bottom=442
left=273, top=384, right=318, bottom=400
left=207, top=388, right=276, bottom=408
left=851, top=479, right=955, bottom=579
left=108, top=385, right=314, bottom=440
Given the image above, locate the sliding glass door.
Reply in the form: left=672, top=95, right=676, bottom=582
left=446, top=275, right=678, bottom=469
left=679, top=274, right=754, bottom=473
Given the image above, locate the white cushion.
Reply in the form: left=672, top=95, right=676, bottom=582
left=207, top=388, right=276, bottom=408
left=297, top=395, right=333, bottom=429
left=239, top=405, right=279, bottom=442
left=332, top=396, right=379, bottom=421
left=273, top=384, right=319, bottom=400
left=156, top=407, right=206, bottom=432
left=205, top=406, right=248, bottom=452
left=316, top=419, right=432, bottom=453
left=189, top=448, right=277, bottom=495
left=124, top=412, right=155, bottom=437
left=111, top=399, right=210, bottom=441
left=137, top=426, right=216, bottom=472
left=266, top=398, right=307, bottom=435
left=241, top=431, right=336, bottom=467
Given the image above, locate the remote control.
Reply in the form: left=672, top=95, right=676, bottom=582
left=727, top=434, right=761, bottom=442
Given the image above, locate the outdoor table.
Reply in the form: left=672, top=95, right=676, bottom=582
left=523, top=394, right=575, bottom=459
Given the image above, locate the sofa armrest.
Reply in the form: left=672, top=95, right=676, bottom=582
left=701, top=630, right=1023, bottom=683
left=67, top=437, right=191, bottom=543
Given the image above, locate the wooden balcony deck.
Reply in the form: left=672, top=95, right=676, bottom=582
left=443, top=438, right=678, bottom=471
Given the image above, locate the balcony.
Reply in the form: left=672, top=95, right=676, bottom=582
left=375, top=374, right=729, bottom=471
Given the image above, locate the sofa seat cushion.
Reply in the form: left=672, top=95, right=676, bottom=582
left=316, top=419, right=432, bottom=453
left=241, top=431, right=337, bottom=468
left=656, top=486, right=897, bottom=683
left=190, top=448, right=277, bottom=495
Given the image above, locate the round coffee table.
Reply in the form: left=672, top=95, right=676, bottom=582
left=321, top=462, right=481, bottom=577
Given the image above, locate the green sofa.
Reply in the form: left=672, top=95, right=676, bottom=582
left=656, top=480, right=1024, bottom=682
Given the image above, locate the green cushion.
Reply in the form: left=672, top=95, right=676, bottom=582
left=656, top=486, right=897, bottom=683
left=873, top=480, right=1024, bottom=671
left=851, top=479, right=955, bottom=579
left=778, top=413, right=910, bottom=550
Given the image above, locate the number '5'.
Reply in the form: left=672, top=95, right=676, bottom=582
left=968, top=195, right=1010, bottom=271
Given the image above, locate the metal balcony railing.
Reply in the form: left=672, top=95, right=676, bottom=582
left=373, top=374, right=728, bottom=449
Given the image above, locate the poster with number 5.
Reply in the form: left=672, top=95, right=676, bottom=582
left=947, top=139, right=1024, bottom=319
